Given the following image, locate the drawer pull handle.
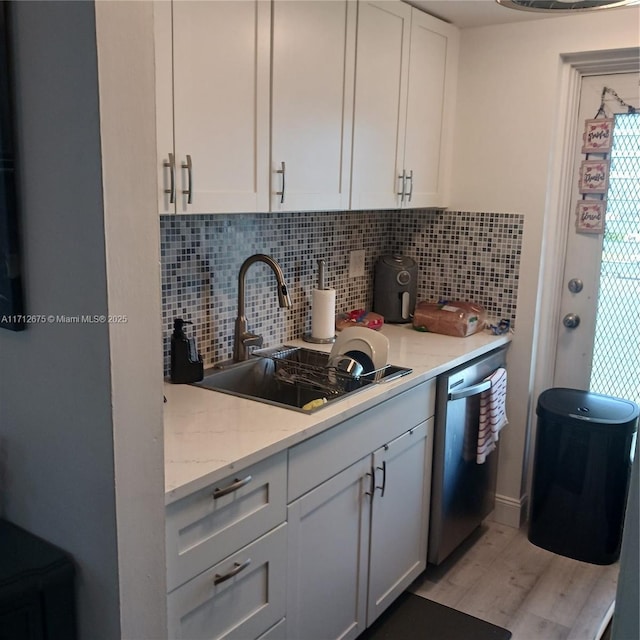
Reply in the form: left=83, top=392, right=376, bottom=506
left=213, top=558, right=252, bottom=585
left=212, top=474, right=253, bottom=499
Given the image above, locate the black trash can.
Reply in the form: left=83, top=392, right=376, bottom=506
left=528, top=388, right=638, bottom=565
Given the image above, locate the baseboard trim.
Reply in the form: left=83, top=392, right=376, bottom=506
left=491, top=493, right=528, bottom=528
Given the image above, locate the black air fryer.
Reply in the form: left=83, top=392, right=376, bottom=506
left=373, top=255, right=417, bottom=323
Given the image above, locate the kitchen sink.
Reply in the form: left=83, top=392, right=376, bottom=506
left=191, top=346, right=412, bottom=413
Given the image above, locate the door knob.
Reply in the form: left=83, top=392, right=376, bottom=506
left=563, top=313, right=581, bottom=329
left=568, top=279, right=583, bottom=293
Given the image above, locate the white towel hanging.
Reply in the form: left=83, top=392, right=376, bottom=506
left=477, top=367, right=508, bottom=464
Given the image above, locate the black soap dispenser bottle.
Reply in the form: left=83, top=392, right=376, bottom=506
left=170, top=318, right=204, bottom=383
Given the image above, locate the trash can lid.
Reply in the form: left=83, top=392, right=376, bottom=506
left=537, top=388, right=639, bottom=426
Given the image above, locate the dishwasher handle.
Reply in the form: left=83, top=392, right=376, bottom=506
left=448, top=379, right=491, bottom=401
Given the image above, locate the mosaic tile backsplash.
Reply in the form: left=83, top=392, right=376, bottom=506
left=161, top=209, right=523, bottom=374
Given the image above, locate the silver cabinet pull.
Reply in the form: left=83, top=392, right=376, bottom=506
left=397, top=170, right=406, bottom=202
left=181, top=154, right=193, bottom=204
left=213, top=558, right=252, bottom=585
left=163, top=153, right=176, bottom=204
left=212, top=474, right=252, bottom=500
left=406, top=169, right=413, bottom=203
left=276, top=161, right=286, bottom=204
left=376, top=460, right=387, bottom=497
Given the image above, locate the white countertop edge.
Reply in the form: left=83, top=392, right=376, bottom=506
left=163, top=326, right=511, bottom=505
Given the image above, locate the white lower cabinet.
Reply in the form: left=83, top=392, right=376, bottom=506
left=167, top=524, right=287, bottom=640
left=367, top=420, right=433, bottom=622
left=286, top=456, right=372, bottom=640
left=165, top=380, right=436, bottom=640
left=285, top=381, right=436, bottom=640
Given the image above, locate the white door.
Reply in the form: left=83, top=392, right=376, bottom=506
left=554, top=72, right=639, bottom=403
left=271, top=0, right=356, bottom=212
left=171, top=0, right=270, bottom=214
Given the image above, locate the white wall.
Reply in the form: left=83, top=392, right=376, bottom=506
left=95, top=1, right=167, bottom=637
left=0, top=1, right=166, bottom=637
left=450, top=6, right=640, bottom=524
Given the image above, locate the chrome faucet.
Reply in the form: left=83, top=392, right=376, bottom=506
left=233, top=254, right=292, bottom=362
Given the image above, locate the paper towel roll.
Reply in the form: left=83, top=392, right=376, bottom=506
left=311, top=288, right=336, bottom=340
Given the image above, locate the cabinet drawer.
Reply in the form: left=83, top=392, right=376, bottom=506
left=168, top=524, right=287, bottom=640
left=288, top=380, right=435, bottom=501
left=166, top=451, right=287, bottom=591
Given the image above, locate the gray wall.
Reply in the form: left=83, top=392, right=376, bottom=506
left=0, top=1, right=120, bottom=635
left=612, top=436, right=639, bottom=640
left=0, top=2, right=166, bottom=637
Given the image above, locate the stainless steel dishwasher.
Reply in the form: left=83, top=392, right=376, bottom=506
left=428, top=346, right=508, bottom=565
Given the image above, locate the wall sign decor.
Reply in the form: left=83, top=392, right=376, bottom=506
left=579, top=159, right=609, bottom=194
left=575, top=200, right=606, bottom=234
left=581, top=118, right=614, bottom=153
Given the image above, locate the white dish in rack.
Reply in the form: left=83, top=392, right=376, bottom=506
left=330, top=327, right=389, bottom=371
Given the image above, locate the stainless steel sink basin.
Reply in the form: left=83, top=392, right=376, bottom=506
left=191, top=347, right=412, bottom=413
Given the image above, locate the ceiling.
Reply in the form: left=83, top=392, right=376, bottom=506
left=405, top=0, right=567, bottom=28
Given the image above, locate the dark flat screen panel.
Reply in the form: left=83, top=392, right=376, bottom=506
left=0, top=1, right=25, bottom=331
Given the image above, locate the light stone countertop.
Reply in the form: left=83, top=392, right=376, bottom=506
left=163, top=324, right=511, bottom=505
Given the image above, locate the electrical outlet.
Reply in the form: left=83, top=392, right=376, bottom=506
left=349, top=249, right=365, bottom=278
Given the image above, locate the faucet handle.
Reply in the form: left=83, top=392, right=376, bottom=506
left=242, top=332, right=263, bottom=350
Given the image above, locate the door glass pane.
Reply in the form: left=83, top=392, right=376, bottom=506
left=590, top=113, right=640, bottom=403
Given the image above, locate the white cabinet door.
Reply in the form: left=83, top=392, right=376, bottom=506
left=350, top=0, right=411, bottom=210
left=403, top=9, right=458, bottom=209
left=161, top=0, right=270, bottom=214
left=286, top=456, right=372, bottom=640
left=271, top=0, right=356, bottom=212
left=367, top=418, right=434, bottom=624
left=351, top=1, right=458, bottom=210
left=167, top=524, right=287, bottom=640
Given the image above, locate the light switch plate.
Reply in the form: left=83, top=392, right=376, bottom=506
left=349, top=249, right=365, bottom=278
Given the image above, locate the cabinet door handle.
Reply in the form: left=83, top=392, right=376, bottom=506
left=376, top=460, right=387, bottom=497
left=181, top=154, right=193, bottom=204
left=276, top=161, right=286, bottom=204
left=397, top=170, right=406, bottom=202
left=212, top=474, right=253, bottom=500
left=163, top=153, right=176, bottom=204
left=365, top=468, right=375, bottom=499
left=213, top=558, right=252, bottom=585
left=406, top=169, right=413, bottom=203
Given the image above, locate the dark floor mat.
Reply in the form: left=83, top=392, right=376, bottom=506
left=359, top=592, right=512, bottom=640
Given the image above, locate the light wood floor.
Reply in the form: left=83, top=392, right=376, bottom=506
left=410, top=521, right=619, bottom=640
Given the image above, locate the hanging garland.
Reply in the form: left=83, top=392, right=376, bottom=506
left=575, top=86, right=638, bottom=234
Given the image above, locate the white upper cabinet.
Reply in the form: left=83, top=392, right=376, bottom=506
left=271, top=0, right=356, bottom=212
left=403, top=9, right=458, bottom=209
left=155, top=0, right=457, bottom=215
left=156, top=1, right=270, bottom=214
left=351, top=0, right=411, bottom=210
left=351, top=1, right=459, bottom=210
